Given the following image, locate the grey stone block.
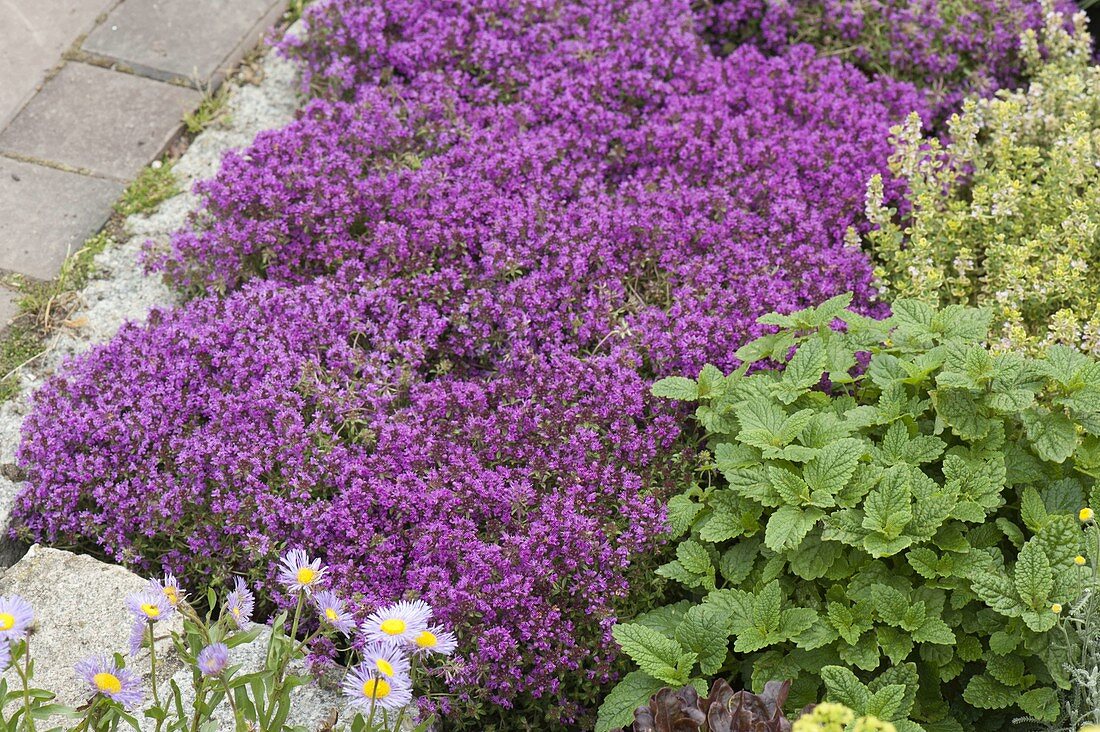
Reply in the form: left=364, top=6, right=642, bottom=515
left=0, top=157, right=122, bottom=280
left=0, top=63, right=201, bottom=181
left=0, top=288, right=19, bottom=329
left=0, top=545, right=184, bottom=708
left=0, top=0, right=116, bottom=128
left=82, top=0, right=287, bottom=86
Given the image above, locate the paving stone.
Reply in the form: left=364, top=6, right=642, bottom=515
left=82, top=0, right=287, bottom=85
left=0, top=63, right=201, bottom=181
left=0, top=0, right=116, bottom=128
left=0, top=157, right=122, bottom=280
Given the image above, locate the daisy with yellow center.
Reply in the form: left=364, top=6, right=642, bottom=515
left=0, top=595, right=34, bottom=640
left=362, top=600, right=432, bottom=645
left=413, top=625, right=458, bottom=657
left=127, top=590, right=171, bottom=624
left=361, top=641, right=410, bottom=681
left=342, top=659, right=412, bottom=712
left=75, top=655, right=143, bottom=709
left=311, top=590, right=355, bottom=634
left=278, top=549, right=327, bottom=595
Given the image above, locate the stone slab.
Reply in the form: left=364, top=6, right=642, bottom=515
left=0, top=545, right=184, bottom=708
left=0, top=62, right=201, bottom=181
left=82, top=0, right=287, bottom=86
left=0, top=0, right=117, bottom=129
left=0, top=157, right=122, bottom=280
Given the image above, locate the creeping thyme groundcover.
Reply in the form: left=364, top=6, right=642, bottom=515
left=10, top=0, right=1077, bottom=727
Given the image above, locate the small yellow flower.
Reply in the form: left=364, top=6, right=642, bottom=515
left=1076, top=555, right=1087, bottom=566
left=1079, top=725, right=1100, bottom=732
left=1052, top=603, right=1063, bottom=614
left=1081, top=507, right=1095, bottom=522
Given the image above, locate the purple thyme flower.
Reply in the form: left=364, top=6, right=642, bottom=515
left=361, top=601, right=431, bottom=646
left=224, top=577, right=254, bottom=629
left=197, top=643, right=229, bottom=677
left=342, top=660, right=413, bottom=713
left=312, top=590, right=355, bottom=634
left=0, top=596, right=34, bottom=641
left=278, top=548, right=326, bottom=595
left=74, top=655, right=143, bottom=710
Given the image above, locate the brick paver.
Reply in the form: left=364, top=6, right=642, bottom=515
left=0, top=157, right=122, bottom=280
left=0, top=0, right=289, bottom=293
left=0, top=63, right=201, bottom=181
left=82, top=0, right=286, bottom=86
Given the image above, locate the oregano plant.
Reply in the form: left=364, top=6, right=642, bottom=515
left=597, top=294, right=1099, bottom=732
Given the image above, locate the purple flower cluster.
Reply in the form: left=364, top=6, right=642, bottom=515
left=694, top=0, right=1079, bottom=119
left=14, top=0, right=1041, bottom=723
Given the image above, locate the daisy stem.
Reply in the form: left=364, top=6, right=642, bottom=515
left=219, top=676, right=245, bottom=732
left=147, top=622, right=163, bottom=732
left=393, top=655, right=419, bottom=732
left=20, top=637, right=32, bottom=732
left=367, top=693, right=378, bottom=730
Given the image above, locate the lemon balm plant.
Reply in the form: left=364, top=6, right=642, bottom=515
left=599, top=294, right=1100, bottom=732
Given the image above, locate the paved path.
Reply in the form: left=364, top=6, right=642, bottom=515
left=0, top=0, right=289, bottom=323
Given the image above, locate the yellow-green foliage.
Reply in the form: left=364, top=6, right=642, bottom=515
left=793, top=703, right=896, bottom=732
left=863, top=3, right=1100, bottom=354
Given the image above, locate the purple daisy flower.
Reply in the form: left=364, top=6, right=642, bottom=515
left=277, top=549, right=326, bottom=595
left=197, top=643, right=229, bottom=677
left=0, top=640, right=11, bottom=672
left=360, top=641, right=411, bottom=681
left=312, top=590, right=355, bottom=635
left=224, top=577, right=254, bottom=629
left=341, top=660, right=412, bottom=713
left=148, top=573, right=185, bottom=609
left=412, top=625, right=458, bottom=657
left=126, top=589, right=172, bottom=624
left=74, top=655, right=143, bottom=710
left=127, top=620, right=146, bottom=657
left=361, top=600, right=431, bottom=645
left=0, top=596, right=34, bottom=640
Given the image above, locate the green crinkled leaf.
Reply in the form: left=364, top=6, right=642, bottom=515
left=820, top=665, right=870, bottom=714
left=876, top=626, right=914, bottom=666
left=803, top=438, right=864, bottom=499
left=865, top=684, right=907, bottom=722
left=773, top=339, right=827, bottom=404
left=1041, top=345, right=1089, bottom=386
left=718, top=540, right=760, bottom=585
left=1021, top=408, right=1078, bottom=464
left=986, top=654, right=1024, bottom=687
left=962, top=674, right=1016, bottom=710
left=911, top=616, right=955, bottom=645
left=1014, top=539, right=1053, bottom=610
left=676, top=540, right=711, bottom=575
left=933, top=388, right=992, bottom=441
left=862, top=467, right=912, bottom=541
left=674, top=604, right=731, bottom=677
left=666, top=494, right=702, bottom=539
left=1017, top=686, right=1059, bottom=722
left=1021, top=609, right=1059, bottom=633
left=788, top=533, right=843, bottom=580
left=594, top=671, right=666, bottom=732
left=765, top=505, right=823, bottom=552
left=611, top=624, right=695, bottom=686
left=1020, top=486, right=1048, bottom=533
left=632, top=601, right=693, bottom=636
left=651, top=376, right=698, bottom=401
left=971, top=571, right=1023, bottom=618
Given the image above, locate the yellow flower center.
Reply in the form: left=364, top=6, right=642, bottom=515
left=380, top=618, right=406, bottom=636
left=93, top=672, right=122, bottom=694
left=362, top=678, right=391, bottom=700
left=231, top=606, right=241, bottom=618
left=296, top=567, right=317, bottom=585
left=163, top=587, right=179, bottom=605
left=0, top=613, right=15, bottom=631
left=325, top=608, right=338, bottom=622
left=141, top=603, right=161, bottom=619
left=375, top=659, right=395, bottom=677
left=416, top=631, right=437, bottom=648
